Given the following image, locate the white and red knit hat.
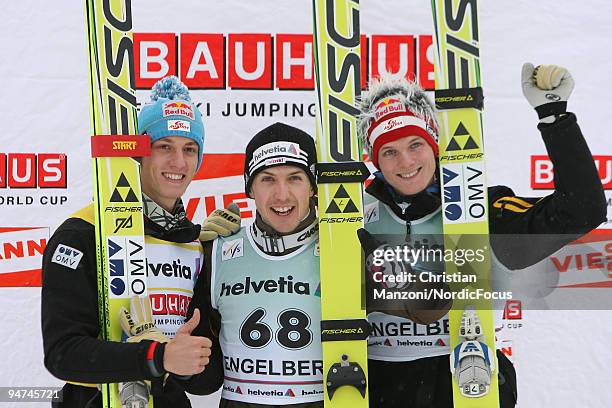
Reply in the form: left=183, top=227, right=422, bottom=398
left=358, top=76, right=439, bottom=169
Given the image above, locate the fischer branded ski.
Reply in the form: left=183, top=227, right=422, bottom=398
left=312, top=0, right=371, bottom=407
left=430, top=0, right=500, bottom=406
left=85, top=1, right=151, bottom=407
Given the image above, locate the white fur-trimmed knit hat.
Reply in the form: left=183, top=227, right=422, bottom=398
left=358, top=76, right=439, bottom=169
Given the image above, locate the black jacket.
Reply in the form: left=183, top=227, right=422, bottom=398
left=41, top=204, right=207, bottom=407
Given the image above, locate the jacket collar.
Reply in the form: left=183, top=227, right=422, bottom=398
left=250, top=198, right=318, bottom=256
left=366, top=172, right=441, bottom=221
left=142, top=193, right=200, bottom=243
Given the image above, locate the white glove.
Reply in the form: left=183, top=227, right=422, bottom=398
left=199, top=203, right=241, bottom=242
left=521, top=62, right=574, bottom=123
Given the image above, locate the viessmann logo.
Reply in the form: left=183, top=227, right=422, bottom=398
left=0, top=227, right=49, bottom=287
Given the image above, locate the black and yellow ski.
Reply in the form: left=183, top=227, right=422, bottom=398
left=85, top=1, right=151, bottom=406
left=312, top=1, right=370, bottom=407
left=431, top=0, right=500, bottom=407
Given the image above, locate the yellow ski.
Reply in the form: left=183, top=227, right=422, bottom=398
left=431, top=0, right=500, bottom=406
left=312, top=1, right=370, bottom=407
left=85, top=1, right=150, bottom=406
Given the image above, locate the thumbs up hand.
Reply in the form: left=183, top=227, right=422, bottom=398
left=163, top=309, right=213, bottom=376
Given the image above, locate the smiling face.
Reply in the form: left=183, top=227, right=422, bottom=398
left=250, top=165, right=314, bottom=233
left=377, top=135, right=437, bottom=196
left=140, top=136, right=199, bottom=212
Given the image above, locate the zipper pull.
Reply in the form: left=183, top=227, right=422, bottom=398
left=405, top=220, right=411, bottom=241
left=396, top=202, right=411, bottom=240
left=398, top=202, right=409, bottom=215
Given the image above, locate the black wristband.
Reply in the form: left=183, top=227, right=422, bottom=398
left=535, top=101, right=567, bottom=119
left=145, top=341, right=167, bottom=378
left=152, top=342, right=167, bottom=377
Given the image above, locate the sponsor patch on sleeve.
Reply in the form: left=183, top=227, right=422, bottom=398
left=51, top=244, right=84, bottom=270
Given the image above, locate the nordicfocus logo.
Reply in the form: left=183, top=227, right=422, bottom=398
left=162, top=101, right=195, bottom=119
left=167, top=120, right=190, bottom=132
left=252, top=142, right=300, bottom=165
left=148, top=259, right=194, bottom=280
left=220, top=275, right=310, bottom=297
left=374, top=98, right=405, bottom=121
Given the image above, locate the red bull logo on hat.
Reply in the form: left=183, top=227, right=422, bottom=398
left=163, top=101, right=195, bottom=120
left=374, top=97, right=405, bottom=121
